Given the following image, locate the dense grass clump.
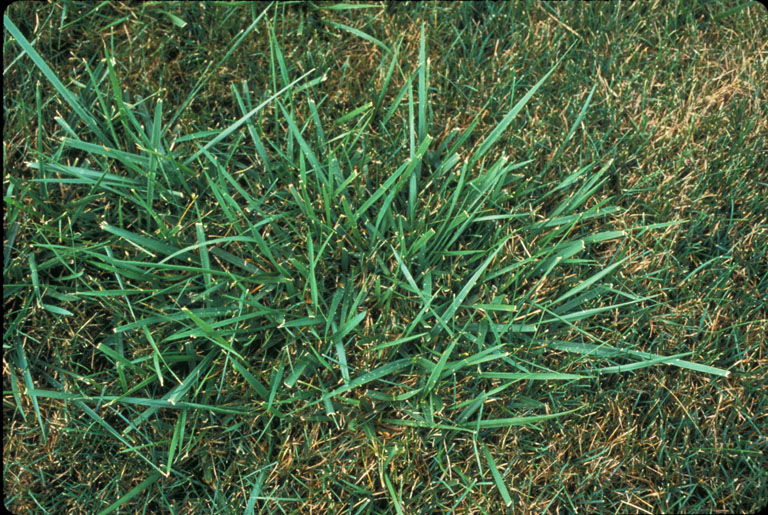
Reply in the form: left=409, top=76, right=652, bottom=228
left=4, top=2, right=766, bottom=513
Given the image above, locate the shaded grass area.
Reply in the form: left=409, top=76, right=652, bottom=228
left=3, top=1, right=766, bottom=513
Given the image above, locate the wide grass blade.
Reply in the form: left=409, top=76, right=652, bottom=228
left=98, top=471, right=163, bottom=515
left=321, top=358, right=413, bottom=402
left=323, top=20, right=391, bottom=54
left=15, top=340, right=46, bottom=443
left=482, top=444, right=512, bottom=507
left=551, top=341, right=732, bottom=378
left=468, top=406, right=583, bottom=429
left=180, top=307, right=245, bottom=360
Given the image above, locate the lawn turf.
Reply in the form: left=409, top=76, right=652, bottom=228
left=3, top=1, right=767, bottom=513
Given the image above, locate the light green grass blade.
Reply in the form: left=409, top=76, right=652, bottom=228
left=6, top=364, right=26, bottom=422
left=540, top=298, right=644, bottom=325
left=482, top=444, right=512, bottom=507
left=423, top=338, right=457, bottom=399
left=96, top=342, right=134, bottom=369
left=406, top=227, right=436, bottom=259
left=408, top=82, right=417, bottom=222
left=125, top=349, right=217, bottom=433
left=277, top=100, right=327, bottom=184
left=381, top=68, right=417, bottom=126
left=166, top=410, right=184, bottom=476
left=469, top=406, right=583, bottom=429
left=284, top=354, right=314, bottom=389
left=195, top=222, right=212, bottom=294
left=582, top=230, right=627, bottom=244
left=101, top=224, right=189, bottom=260
left=26, top=161, right=141, bottom=188
left=331, top=310, right=367, bottom=384
left=158, top=235, right=259, bottom=265
left=266, top=360, right=285, bottom=415
left=551, top=341, right=731, bottom=377
left=712, top=1, right=758, bottom=21
left=315, top=3, right=383, bottom=10
left=244, top=471, right=266, bottom=515
left=441, top=344, right=507, bottom=376
left=589, top=353, right=693, bottom=374
left=478, top=372, right=586, bottom=381
left=334, top=102, right=373, bottom=126
left=357, top=135, right=433, bottom=219
left=391, top=246, right=453, bottom=337
left=28, top=252, right=41, bottom=304
left=335, top=338, right=350, bottom=384
left=151, top=97, right=164, bottom=151
left=39, top=302, right=74, bottom=316
left=418, top=24, right=428, bottom=143
left=384, top=472, right=405, bottom=515
left=233, top=82, right=272, bottom=171
left=306, top=229, right=318, bottom=313
left=333, top=310, right=368, bottom=344
left=21, top=386, right=253, bottom=415
left=142, top=326, right=167, bottom=387
left=550, top=160, right=613, bottom=218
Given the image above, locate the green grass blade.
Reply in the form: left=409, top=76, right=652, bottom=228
left=183, top=69, right=314, bottom=165
left=277, top=100, right=327, bottom=184
left=423, top=339, right=457, bottom=398
left=551, top=341, right=731, bottom=378
left=430, top=236, right=510, bottom=339
left=15, top=340, right=46, bottom=443
left=469, top=49, right=570, bottom=167
left=230, top=358, right=270, bottom=400
left=418, top=24, right=428, bottom=143
left=97, top=472, right=162, bottom=515
left=323, top=20, right=391, bottom=54
left=381, top=68, right=417, bottom=126
left=180, top=307, right=245, bottom=360
left=356, top=135, right=433, bottom=219
left=541, top=83, right=597, bottom=175
left=4, top=15, right=109, bottom=143
left=482, top=444, right=512, bottom=507
left=550, top=258, right=628, bottom=306
left=374, top=37, right=402, bottom=117
left=478, top=372, right=586, bottom=381
left=321, top=358, right=412, bottom=402
left=126, top=349, right=217, bottom=433
left=470, top=406, right=583, bottom=429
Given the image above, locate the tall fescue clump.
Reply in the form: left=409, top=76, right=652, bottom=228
left=4, top=8, right=731, bottom=512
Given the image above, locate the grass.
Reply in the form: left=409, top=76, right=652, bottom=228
left=3, top=1, right=767, bottom=513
